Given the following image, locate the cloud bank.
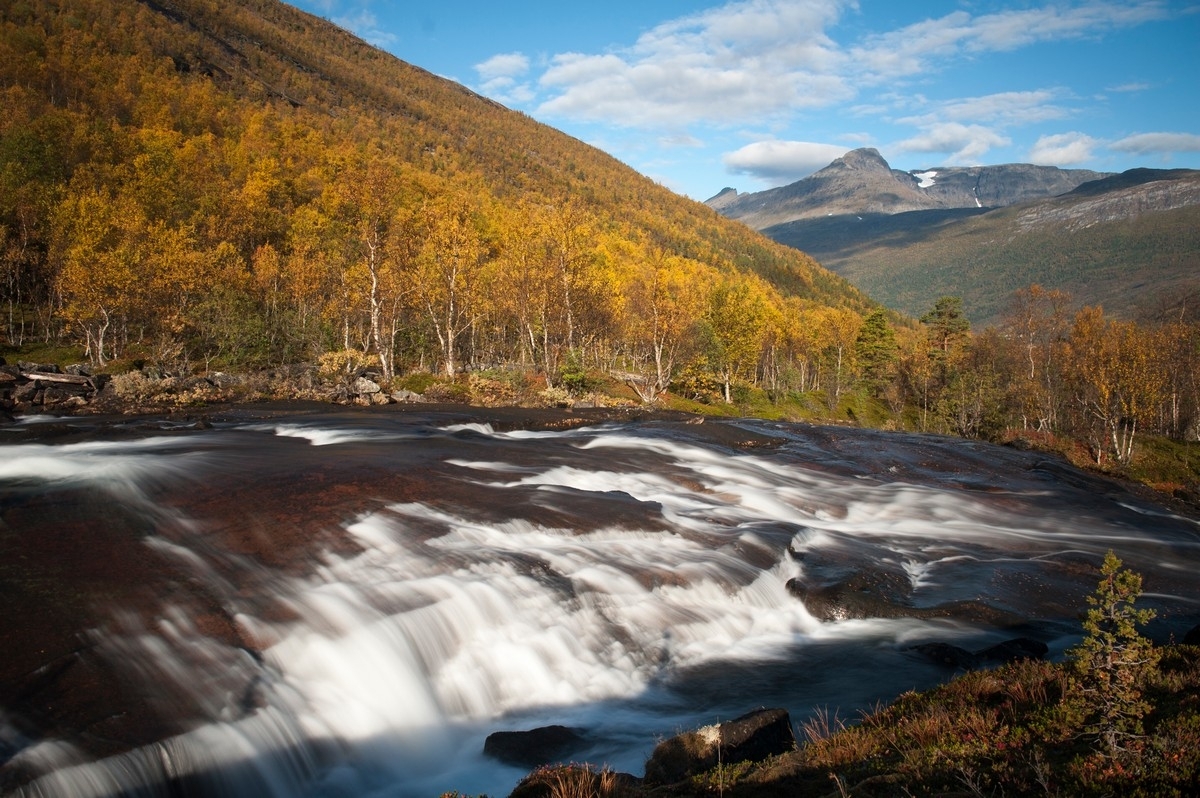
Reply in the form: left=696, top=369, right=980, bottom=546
left=723, top=141, right=849, bottom=182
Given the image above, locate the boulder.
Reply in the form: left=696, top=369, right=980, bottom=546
left=910, top=636, right=1048, bottom=670
left=17, top=361, right=60, bottom=374
left=786, top=566, right=914, bottom=621
left=1183, top=624, right=1200, bottom=646
left=390, top=389, right=424, bottom=403
left=910, top=642, right=980, bottom=670
left=351, top=376, right=380, bottom=395
left=977, top=637, right=1049, bottom=664
left=643, top=708, right=795, bottom=786
left=483, top=724, right=586, bottom=768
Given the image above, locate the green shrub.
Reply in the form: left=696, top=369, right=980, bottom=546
left=1068, top=551, right=1160, bottom=759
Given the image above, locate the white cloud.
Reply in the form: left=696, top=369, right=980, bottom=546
left=1107, top=81, right=1152, bottom=93
left=723, top=140, right=849, bottom=183
left=850, top=2, right=1170, bottom=82
left=523, top=0, right=1170, bottom=134
left=940, top=90, right=1068, bottom=126
left=660, top=133, right=705, bottom=149
left=478, top=75, right=536, bottom=106
left=896, top=123, right=1010, bottom=164
left=1028, top=132, right=1099, bottom=164
left=333, top=10, right=397, bottom=48
left=475, top=52, right=530, bottom=81
left=1110, top=132, right=1200, bottom=154
left=535, top=0, right=856, bottom=127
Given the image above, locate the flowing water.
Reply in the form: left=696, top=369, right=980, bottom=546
left=2, top=406, right=1199, bottom=797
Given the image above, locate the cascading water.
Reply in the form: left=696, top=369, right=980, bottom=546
left=3, top=408, right=1199, bottom=797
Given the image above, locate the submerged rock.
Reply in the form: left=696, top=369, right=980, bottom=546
left=910, top=637, right=1049, bottom=670
left=483, top=724, right=587, bottom=768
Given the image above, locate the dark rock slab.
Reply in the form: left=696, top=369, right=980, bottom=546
left=910, top=636, right=1049, bottom=670
left=910, top=642, right=980, bottom=670
left=978, top=637, right=1049, bottom=664
left=483, top=725, right=586, bottom=768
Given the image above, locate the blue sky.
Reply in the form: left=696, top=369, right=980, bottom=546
left=287, top=0, right=1200, bottom=200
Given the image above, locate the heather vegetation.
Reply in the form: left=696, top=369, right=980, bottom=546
left=484, top=555, right=1200, bottom=798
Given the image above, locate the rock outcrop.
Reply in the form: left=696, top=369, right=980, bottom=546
left=643, top=708, right=796, bottom=786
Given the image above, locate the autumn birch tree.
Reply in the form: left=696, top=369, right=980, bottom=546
left=412, top=183, right=492, bottom=376
left=705, top=278, right=770, bottom=403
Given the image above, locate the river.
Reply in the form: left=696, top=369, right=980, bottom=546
left=2, top=405, right=1199, bottom=797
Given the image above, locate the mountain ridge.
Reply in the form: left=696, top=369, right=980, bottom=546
left=707, top=147, right=1112, bottom=229
left=708, top=148, right=1200, bottom=325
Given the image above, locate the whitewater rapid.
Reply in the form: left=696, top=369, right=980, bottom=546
left=3, top=410, right=1198, bottom=797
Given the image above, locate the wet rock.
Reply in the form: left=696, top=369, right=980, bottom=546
left=483, top=725, right=586, bottom=768
left=910, top=642, right=980, bottom=670
left=978, top=637, right=1049, bottom=663
left=643, top=708, right=795, bottom=786
left=910, top=637, right=1049, bottom=670
left=787, top=566, right=914, bottom=621
left=1183, top=624, right=1200, bottom=646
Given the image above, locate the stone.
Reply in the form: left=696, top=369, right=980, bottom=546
left=18, top=361, right=60, bottom=374
left=643, top=708, right=795, bottom=786
left=977, top=637, right=1049, bottom=664
left=482, top=725, right=586, bottom=768
left=910, top=642, right=980, bottom=670
left=390, top=389, right=424, bottom=403
left=786, top=566, right=914, bottom=621
left=351, top=376, right=380, bottom=395
left=909, top=636, right=1049, bottom=670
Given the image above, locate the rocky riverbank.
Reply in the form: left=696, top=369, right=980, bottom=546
left=0, top=358, right=637, bottom=420
left=0, top=360, right=109, bottom=414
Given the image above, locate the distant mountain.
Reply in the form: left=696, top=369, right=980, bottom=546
left=708, top=149, right=1200, bottom=325
left=708, top=148, right=1110, bottom=229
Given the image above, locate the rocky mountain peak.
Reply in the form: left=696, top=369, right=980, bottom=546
left=704, top=186, right=740, bottom=209
left=826, top=147, right=890, bottom=173
left=709, top=148, right=1114, bottom=230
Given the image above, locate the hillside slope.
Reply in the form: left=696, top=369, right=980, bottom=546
left=706, top=146, right=1199, bottom=326
left=0, top=0, right=872, bottom=384
left=769, top=169, right=1200, bottom=325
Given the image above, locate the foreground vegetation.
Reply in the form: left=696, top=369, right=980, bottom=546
left=484, top=554, right=1200, bottom=798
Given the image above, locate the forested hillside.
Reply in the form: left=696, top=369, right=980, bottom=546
left=0, top=0, right=871, bottom=397
left=2, top=0, right=1199, bottom=489
left=771, top=172, right=1200, bottom=327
